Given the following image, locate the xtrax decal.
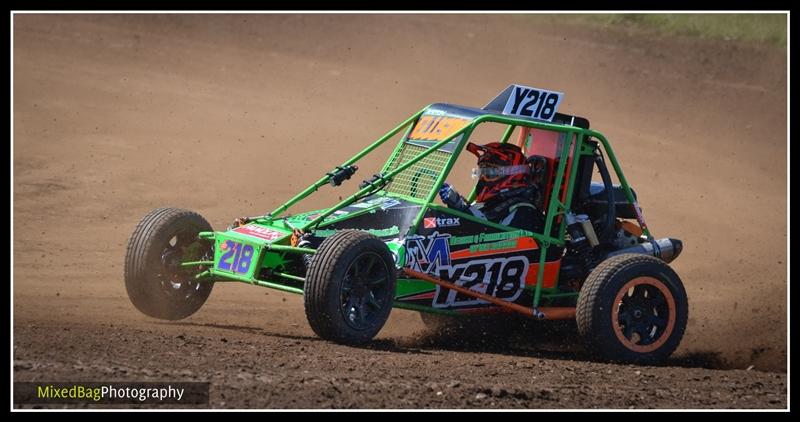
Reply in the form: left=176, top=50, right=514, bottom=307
left=423, top=216, right=461, bottom=229
left=404, top=232, right=529, bottom=309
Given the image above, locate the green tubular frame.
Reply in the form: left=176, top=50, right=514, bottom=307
left=196, top=104, right=646, bottom=311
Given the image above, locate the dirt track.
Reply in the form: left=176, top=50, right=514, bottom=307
left=13, top=14, right=787, bottom=409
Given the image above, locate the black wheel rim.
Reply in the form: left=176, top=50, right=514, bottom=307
left=157, top=229, right=210, bottom=301
left=339, top=251, right=391, bottom=331
left=613, top=277, right=675, bottom=351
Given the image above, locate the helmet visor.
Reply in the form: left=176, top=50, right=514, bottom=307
left=471, top=164, right=530, bottom=181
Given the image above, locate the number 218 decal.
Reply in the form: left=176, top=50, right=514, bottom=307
left=501, top=84, right=564, bottom=122
left=218, top=240, right=256, bottom=274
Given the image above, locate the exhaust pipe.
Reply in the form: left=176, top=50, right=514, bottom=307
left=607, top=237, right=683, bottom=263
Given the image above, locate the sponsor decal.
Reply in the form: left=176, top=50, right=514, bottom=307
left=385, top=238, right=405, bottom=266
left=349, top=196, right=394, bottom=210
left=297, top=210, right=350, bottom=222
left=422, top=216, right=461, bottom=229
left=470, top=239, right=517, bottom=253
left=454, top=237, right=538, bottom=259
left=405, top=232, right=452, bottom=273
left=314, top=226, right=400, bottom=238
left=448, top=229, right=535, bottom=246
left=233, top=224, right=287, bottom=242
left=409, top=115, right=470, bottom=141
left=380, top=199, right=402, bottom=210
left=349, top=202, right=376, bottom=209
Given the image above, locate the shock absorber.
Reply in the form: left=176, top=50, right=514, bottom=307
left=290, top=229, right=315, bottom=272
left=566, top=212, right=599, bottom=273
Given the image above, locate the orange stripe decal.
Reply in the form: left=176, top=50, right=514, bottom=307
left=524, top=260, right=561, bottom=289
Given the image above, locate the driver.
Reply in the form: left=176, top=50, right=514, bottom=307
left=439, top=142, right=544, bottom=233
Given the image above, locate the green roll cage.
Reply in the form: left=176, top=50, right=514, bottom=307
left=196, top=103, right=647, bottom=311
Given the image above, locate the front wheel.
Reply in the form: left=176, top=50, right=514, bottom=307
left=124, top=207, right=214, bottom=320
left=304, top=230, right=397, bottom=345
left=576, top=253, right=688, bottom=365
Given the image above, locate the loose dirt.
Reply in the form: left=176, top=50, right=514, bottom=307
left=13, top=14, right=787, bottom=408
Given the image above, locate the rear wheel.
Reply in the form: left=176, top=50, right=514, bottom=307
left=124, top=208, right=214, bottom=320
left=304, top=230, right=397, bottom=345
left=576, top=253, right=688, bottom=364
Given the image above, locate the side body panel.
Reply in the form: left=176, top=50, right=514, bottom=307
left=395, top=206, right=562, bottom=314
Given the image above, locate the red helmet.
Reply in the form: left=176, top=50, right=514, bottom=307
left=467, top=142, right=530, bottom=203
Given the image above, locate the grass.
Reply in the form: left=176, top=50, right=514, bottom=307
left=555, top=13, right=787, bottom=47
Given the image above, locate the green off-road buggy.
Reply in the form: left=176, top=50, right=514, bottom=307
left=125, top=84, right=687, bottom=364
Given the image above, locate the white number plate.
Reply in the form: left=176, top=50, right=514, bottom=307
left=501, top=84, right=564, bottom=122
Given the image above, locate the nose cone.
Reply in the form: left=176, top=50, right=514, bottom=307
left=669, top=238, right=683, bottom=261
